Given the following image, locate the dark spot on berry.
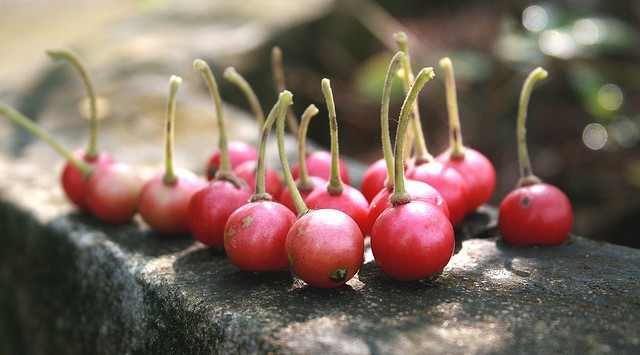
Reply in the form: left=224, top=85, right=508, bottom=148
left=521, top=197, right=530, bottom=206
left=329, top=268, right=348, bottom=283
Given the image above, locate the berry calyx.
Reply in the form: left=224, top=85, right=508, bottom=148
left=137, top=76, right=205, bottom=234
left=498, top=67, right=573, bottom=246
left=435, top=57, right=496, bottom=213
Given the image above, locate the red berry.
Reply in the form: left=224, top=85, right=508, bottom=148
left=291, top=151, right=351, bottom=185
left=406, top=161, right=468, bottom=226
left=138, top=168, right=205, bottom=234
left=437, top=57, right=496, bottom=213
left=188, top=180, right=252, bottom=247
left=370, top=65, right=454, bottom=281
left=498, top=67, right=573, bottom=246
left=222, top=90, right=295, bottom=270
left=137, top=75, right=206, bottom=234
left=301, top=79, right=369, bottom=235
left=367, top=179, right=449, bottom=234
left=499, top=183, right=573, bottom=246
left=305, top=182, right=370, bottom=236
left=191, top=59, right=255, bottom=247
left=61, top=149, right=113, bottom=210
left=371, top=201, right=455, bottom=281
left=85, top=163, right=143, bottom=224
left=360, top=158, right=389, bottom=203
left=277, top=176, right=327, bottom=214
left=224, top=200, right=296, bottom=271
left=286, top=209, right=364, bottom=288
left=233, top=159, right=283, bottom=198
left=206, top=141, right=258, bottom=181
left=435, top=148, right=495, bottom=213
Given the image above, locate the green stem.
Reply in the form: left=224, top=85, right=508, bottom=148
left=47, top=48, right=99, bottom=159
left=0, top=101, right=94, bottom=177
left=163, top=75, right=181, bottom=185
left=194, top=59, right=235, bottom=182
left=250, top=93, right=288, bottom=202
left=271, top=46, right=300, bottom=136
left=380, top=51, right=405, bottom=189
left=389, top=68, right=435, bottom=205
left=277, top=91, right=309, bottom=216
left=393, top=32, right=432, bottom=163
left=297, top=104, right=320, bottom=191
left=439, top=57, right=466, bottom=159
left=516, top=67, right=548, bottom=188
left=223, top=67, right=265, bottom=133
left=321, top=78, right=344, bottom=195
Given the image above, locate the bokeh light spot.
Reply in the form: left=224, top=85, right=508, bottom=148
left=609, top=116, right=639, bottom=148
left=539, top=30, right=576, bottom=59
left=523, top=6, right=548, bottom=32
left=573, top=19, right=600, bottom=45
left=582, top=123, right=608, bottom=150
left=597, top=84, right=623, bottom=111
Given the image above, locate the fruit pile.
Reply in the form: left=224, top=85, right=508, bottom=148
left=0, top=32, right=573, bottom=288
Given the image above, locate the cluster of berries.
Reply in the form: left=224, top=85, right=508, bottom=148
left=0, top=32, right=573, bottom=288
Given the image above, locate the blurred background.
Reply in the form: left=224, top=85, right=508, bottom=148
left=1, top=0, right=638, bottom=247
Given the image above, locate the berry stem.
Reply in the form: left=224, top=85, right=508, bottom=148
left=223, top=67, right=265, bottom=133
left=517, top=67, right=548, bottom=187
left=297, top=104, right=320, bottom=191
left=47, top=48, right=100, bottom=159
left=321, top=78, right=344, bottom=195
left=439, top=57, right=466, bottom=159
left=394, top=32, right=432, bottom=163
left=0, top=101, right=94, bottom=177
left=389, top=68, right=435, bottom=205
left=162, top=75, right=181, bottom=185
left=271, top=47, right=300, bottom=136
left=277, top=91, right=309, bottom=216
left=380, top=51, right=406, bottom=189
left=250, top=92, right=290, bottom=202
left=194, top=59, right=240, bottom=185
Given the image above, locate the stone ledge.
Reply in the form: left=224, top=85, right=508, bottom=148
left=1, top=191, right=639, bottom=353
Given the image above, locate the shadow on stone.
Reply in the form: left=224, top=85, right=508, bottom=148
left=52, top=212, right=197, bottom=258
